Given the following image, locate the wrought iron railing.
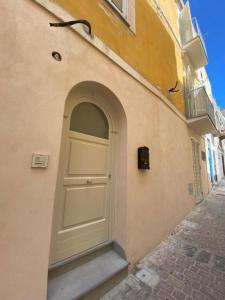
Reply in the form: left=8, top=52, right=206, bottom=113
left=185, top=86, right=216, bottom=128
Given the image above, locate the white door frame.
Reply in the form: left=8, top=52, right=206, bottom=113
left=49, top=94, right=116, bottom=266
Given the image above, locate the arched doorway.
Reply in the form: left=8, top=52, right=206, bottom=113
left=50, top=82, right=127, bottom=265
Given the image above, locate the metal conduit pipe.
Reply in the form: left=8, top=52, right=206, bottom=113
left=50, top=19, right=92, bottom=36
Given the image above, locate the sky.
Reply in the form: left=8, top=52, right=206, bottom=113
left=188, top=0, right=225, bottom=108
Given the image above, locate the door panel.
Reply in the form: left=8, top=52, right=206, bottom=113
left=68, top=137, right=108, bottom=175
left=63, top=185, right=106, bottom=227
left=55, top=220, right=108, bottom=262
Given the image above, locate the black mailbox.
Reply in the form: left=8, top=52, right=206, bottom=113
left=138, top=147, right=150, bottom=170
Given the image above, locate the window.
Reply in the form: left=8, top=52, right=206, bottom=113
left=106, top=0, right=136, bottom=33
left=70, top=102, right=109, bottom=139
left=107, top=0, right=128, bottom=21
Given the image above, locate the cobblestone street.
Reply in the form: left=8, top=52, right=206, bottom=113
left=101, top=180, right=225, bottom=300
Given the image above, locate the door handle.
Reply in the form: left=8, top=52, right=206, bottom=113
left=86, top=179, right=93, bottom=184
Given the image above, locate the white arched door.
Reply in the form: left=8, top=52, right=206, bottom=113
left=50, top=102, right=111, bottom=264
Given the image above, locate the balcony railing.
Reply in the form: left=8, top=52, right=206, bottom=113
left=181, top=18, right=207, bottom=55
left=180, top=16, right=208, bottom=70
left=186, top=86, right=216, bottom=128
left=192, top=18, right=207, bottom=56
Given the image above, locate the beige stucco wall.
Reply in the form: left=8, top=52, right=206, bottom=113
left=0, top=1, right=197, bottom=299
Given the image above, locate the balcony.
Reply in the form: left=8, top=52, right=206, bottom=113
left=214, top=110, right=225, bottom=139
left=186, top=86, right=217, bottom=135
left=219, top=128, right=225, bottom=140
left=180, top=17, right=208, bottom=70
left=218, top=122, right=225, bottom=139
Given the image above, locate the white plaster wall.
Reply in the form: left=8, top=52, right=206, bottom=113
left=206, top=135, right=218, bottom=182
left=217, top=151, right=224, bottom=181
left=214, top=137, right=224, bottom=181
left=0, top=1, right=196, bottom=299
left=204, top=135, right=213, bottom=190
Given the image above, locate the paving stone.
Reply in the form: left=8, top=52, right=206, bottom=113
left=135, top=268, right=159, bottom=288
left=172, top=289, right=186, bottom=300
left=110, top=292, right=124, bottom=300
left=138, top=287, right=152, bottom=299
left=167, top=276, right=184, bottom=290
left=210, top=282, right=225, bottom=295
left=124, top=290, right=138, bottom=300
left=126, top=274, right=142, bottom=292
left=199, top=285, right=219, bottom=299
left=182, top=285, right=193, bottom=296
left=191, top=289, right=205, bottom=300
left=183, top=245, right=198, bottom=258
left=101, top=180, right=225, bottom=300
left=214, top=255, right=225, bottom=272
left=117, top=282, right=131, bottom=295
left=196, top=250, right=211, bottom=264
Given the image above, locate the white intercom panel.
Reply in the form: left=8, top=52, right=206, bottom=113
left=31, top=154, right=49, bottom=168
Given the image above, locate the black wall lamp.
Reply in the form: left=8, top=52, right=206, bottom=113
left=168, top=81, right=180, bottom=93
left=49, top=19, right=92, bottom=36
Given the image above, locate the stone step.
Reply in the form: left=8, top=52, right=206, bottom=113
left=48, top=249, right=128, bottom=300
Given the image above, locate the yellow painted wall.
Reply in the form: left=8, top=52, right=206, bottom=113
left=54, top=0, right=185, bottom=114
left=160, top=0, right=180, bottom=37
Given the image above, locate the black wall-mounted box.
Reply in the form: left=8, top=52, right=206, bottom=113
left=138, top=147, right=150, bottom=170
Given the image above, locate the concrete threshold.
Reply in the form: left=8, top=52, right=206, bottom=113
left=48, top=250, right=128, bottom=300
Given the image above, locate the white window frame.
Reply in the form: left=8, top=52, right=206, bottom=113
left=107, top=0, right=129, bottom=22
